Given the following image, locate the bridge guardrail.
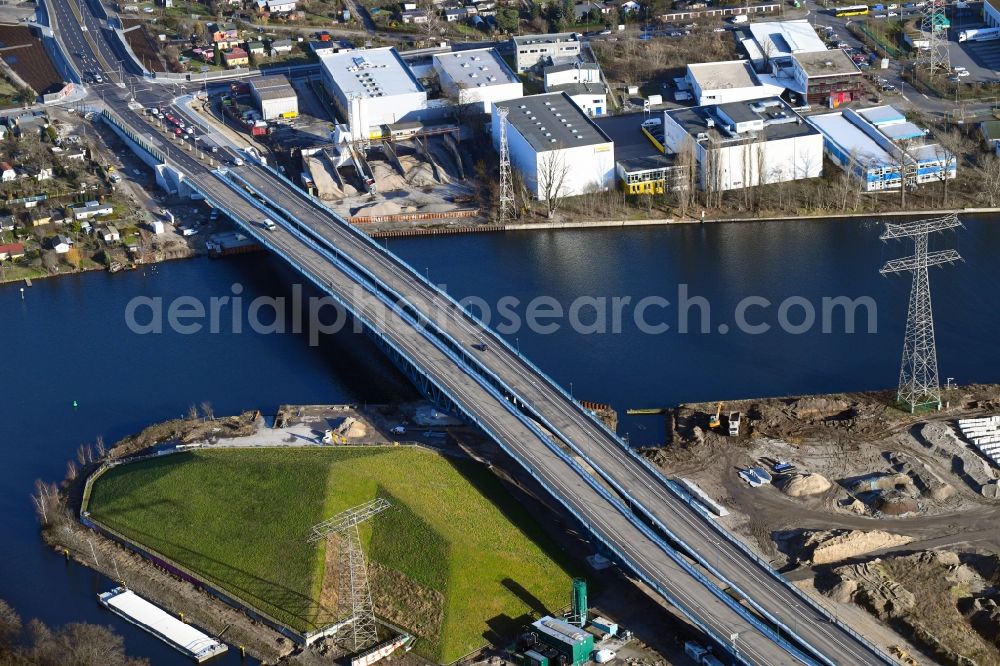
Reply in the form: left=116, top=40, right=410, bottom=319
left=191, top=173, right=816, bottom=665
left=226, top=163, right=898, bottom=663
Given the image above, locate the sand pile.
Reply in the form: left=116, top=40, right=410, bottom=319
left=776, top=472, right=832, bottom=497
left=805, top=529, right=913, bottom=565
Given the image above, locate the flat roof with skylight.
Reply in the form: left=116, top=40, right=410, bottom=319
left=792, top=49, right=860, bottom=77
left=687, top=61, right=758, bottom=90
left=745, top=20, right=827, bottom=57
left=318, top=47, right=424, bottom=99
left=433, top=48, right=519, bottom=88
left=495, top=92, right=611, bottom=152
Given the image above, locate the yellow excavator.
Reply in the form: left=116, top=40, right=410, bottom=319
left=708, top=402, right=723, bottom=430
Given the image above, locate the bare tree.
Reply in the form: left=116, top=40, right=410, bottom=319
left=94, top=435, right=106, bottom=458
left=537, top=150, right=571, bottom=218
left=0, top=599, right=21, bottom=649
left=187, top=404, right=199, bottom=420
left=419, top=0, right=442, bottom=39
left=200, top=401, right=215, bottom=421
left=979, top=152, right=1000, bottom=206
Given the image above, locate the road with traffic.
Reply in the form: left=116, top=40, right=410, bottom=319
left=45, top=1, right=898, bottom=663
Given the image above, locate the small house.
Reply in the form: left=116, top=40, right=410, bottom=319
left=402, top=8, right=429, bottom=22
left=50, top=234, right=73, bottom=254
left=0, top=242, right=25, bottom=261
left=99, top=224, right=120, bottom=242
left=224, top=47, right=250, bottom=67
left=270, top=38, right=293, bottom=55
left=0, top=162, right=15, bottom=182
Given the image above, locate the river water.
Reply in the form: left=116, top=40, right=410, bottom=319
left=1, top=216, right=997, bottom=663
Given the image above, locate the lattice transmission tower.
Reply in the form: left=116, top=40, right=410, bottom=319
left=497, top=106, right=515, bottom=225
left=880, top=214, right=962, bottom=413
left=308, top=498, right=391, bottom=652
left=917, top=0, right=950, bottom=77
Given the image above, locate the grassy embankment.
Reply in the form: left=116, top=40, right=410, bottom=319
left=87, top=447, right=575, bottom=662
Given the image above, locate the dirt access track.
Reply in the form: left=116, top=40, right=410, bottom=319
left=642, top=384, right=1000, bottom=564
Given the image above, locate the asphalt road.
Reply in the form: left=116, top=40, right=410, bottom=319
left=46, top=1, right=897, bottom=662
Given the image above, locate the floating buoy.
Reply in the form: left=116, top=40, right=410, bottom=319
left=73, top=400, right=78, bottom=409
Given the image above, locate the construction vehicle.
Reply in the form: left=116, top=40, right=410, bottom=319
left=708, top=402, right=722, bottom=429
left=728, top=411, right=741, bottom=436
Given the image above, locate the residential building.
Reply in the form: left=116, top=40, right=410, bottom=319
left=807, top=106, right=956, bottom=191
left=247, top=41, right=266, bottom=56
left=444, top=7, right=473, bottom=21
left=270, top=38, right=294, bottom=55
left=70, top=201, right=114, bottom=220
left=573, top=1, right=611, bottom=21
left=0, top=215, right=15, bottom=231
left=660, top=97, right=824, bottom=191
left=223, top=47, right=250, bottom=67
left=266, top=0, right=296, bottom=11
left=980, top=120, right=1000, bottom=149
left=432, top=48, right=522, bottom=113
left=0, top=242, right=25, bottom=261
left=685, top=60, right=782, bottom=106
left=547, top=81, right=608, bottom=117
left=512, top=33, right=581, bottom=72
left=99, top=224, right=120, bottom=242
left=318, top=47, right=428, bottom=132
left=491, top=92, right=616, bottom=200
left=250, top=75, right=299, bottom=119
left=543, top=61, right=601, bottom=90
left=0, top=162, right=15, bottom=182
left=50, top=234, right=73, bottom=253
left=35, top=167, right=53, bottom=181
left=24, top=210, right=51, bottom=227
left=211, top=23, right=240, bottom=49
left=401, top=9, right=429, bottom=22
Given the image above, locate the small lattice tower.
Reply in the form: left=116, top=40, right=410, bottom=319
left=497, top=106, right=515, bottom=224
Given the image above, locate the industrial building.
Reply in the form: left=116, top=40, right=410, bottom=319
left=250, top=75, right=299, bottom=120
left=660, top=97, right=824, bottom=191
left=807, top=106, right=956, bottom=191
left=492, top=92, right=615, bottom=201
left=547, top=81, right=608, bottom=117
left=684, top=60, right=782, bottom=106
left=987, top=0, right=1000, bottom=27
left=617, top=155, right=689, bottom=194
left=432, top=48, right=522, bottom=114
left=740, top=19, right=828, bottom=68
left=776, top=49, right=862, bottom=107
left=530, top=617, right=594, bottom=666
left=318, top=47, right=428, bottom=133
left=512, top=33, right=581, bottom=72
left=543, top=61, right=601, bottom=90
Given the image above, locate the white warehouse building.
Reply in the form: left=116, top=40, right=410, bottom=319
left=661, top=97, right=823, bottom=191
left=318, top=47, right=427, bottom=134
left=432, top=48, right=523, bottom=114
left=492, top=92, right=615, bottom=201
left=250, top=75, right=299, bottom=120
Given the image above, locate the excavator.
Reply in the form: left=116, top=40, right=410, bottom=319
left=708, top=402, right=723, bottom=430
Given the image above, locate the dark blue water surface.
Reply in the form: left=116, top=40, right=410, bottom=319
left=1, top=216, right=997, bottom=663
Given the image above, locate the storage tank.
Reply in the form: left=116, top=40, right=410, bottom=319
left=571, top=578, right=587, bottom=627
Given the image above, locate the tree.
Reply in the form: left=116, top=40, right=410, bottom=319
left=214, top=46, right=222, bottom=67
left=0, top=599, right=20, bottom=649
left=979, top=152, right=1000, bottom=207
left=64, top=247, right=82, bottom=270
left=537, top=150, right=571, bottom=218
left=496, top=7, right=520, bottom=33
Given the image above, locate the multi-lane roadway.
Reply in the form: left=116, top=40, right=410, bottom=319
left=45, top=0, right=898, bottom=662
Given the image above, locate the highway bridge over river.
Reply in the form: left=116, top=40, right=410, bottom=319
left=47, top=1, right=898, bottom=662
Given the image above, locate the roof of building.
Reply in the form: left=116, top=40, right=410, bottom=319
left=272, top=38, right=293, bottom=47
left=495, top=92, right=612, bottom=152
left=548, top=81, right=608, bottom=96
left=532, top=617, right=589, bottom=646
left=0, top=242, right=25, bottom=254
left=512, top=32, right=580, bottom=46
left=318, top=47, right=424, bottom=98
left=909, top=142, right=949, bottom=164
left=857, top=105, right=906, bottom=126
left=880, top=121, right=925, bottom=141
left=745, top=20, right=826, bottom=57
left=792, top=49, right=860, bottom=77
left=433, top=48, right=519, bottom=88
left=807, top=111, right=894, bottom=165
left=251, top=74, right=297, bottom=99
left=544, top=60, right=600, bottom=74
left=981, top=120, right=1000, bottom=140
left=617, top=154, right=676, bottom=173
left=666, top=97, right=818, bottom=145
left=687, top=60, right=758, bottom=91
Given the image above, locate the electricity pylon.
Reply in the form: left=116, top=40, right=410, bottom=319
left=917, top=0, right=950, bottom=77
left=497, top=106, right=515, bottom=225
left=308, top=498, right=390, bottom=652
left=880, top=214, right=962, bottom=412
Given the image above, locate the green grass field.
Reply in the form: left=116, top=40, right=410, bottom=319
left=87, top=447, right=576, bottom=662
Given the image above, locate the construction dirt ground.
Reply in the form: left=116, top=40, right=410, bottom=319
left=641, top=383, right=1000, bottom=665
